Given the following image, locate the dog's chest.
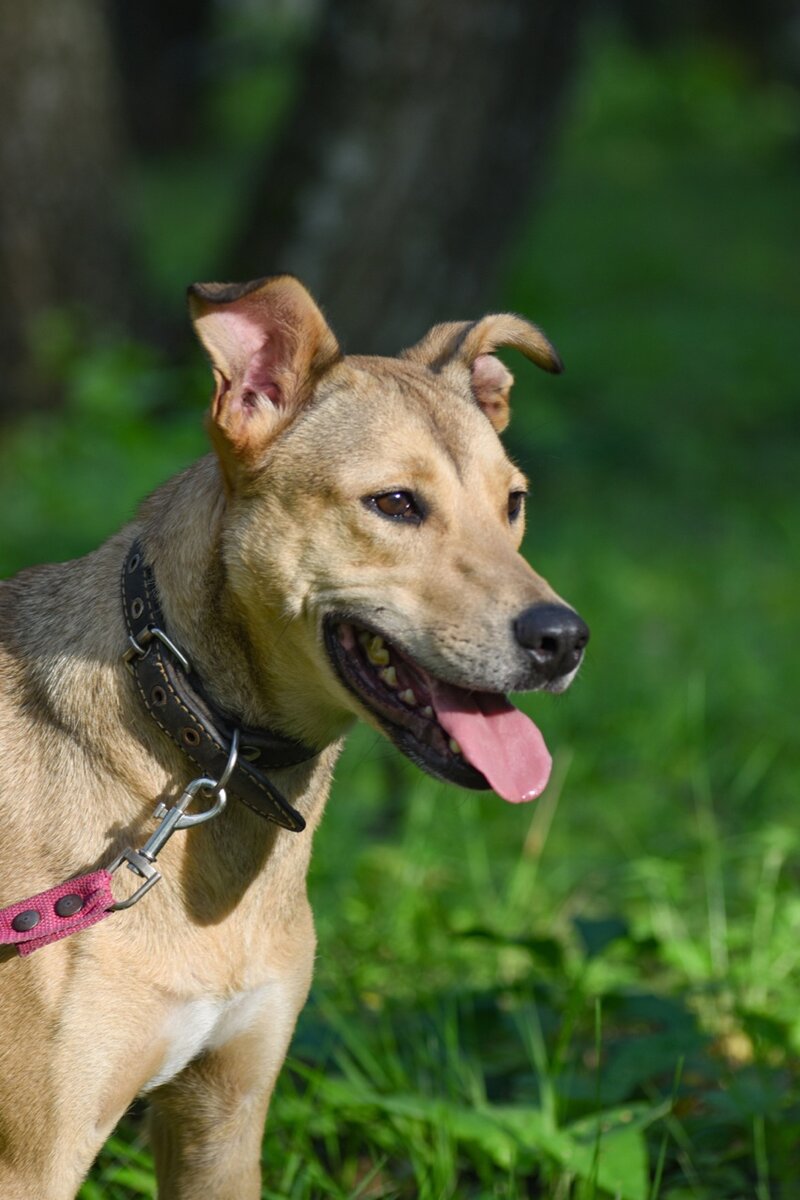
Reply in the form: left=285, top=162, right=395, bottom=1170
left=142, top=982, right=279, bottom=1093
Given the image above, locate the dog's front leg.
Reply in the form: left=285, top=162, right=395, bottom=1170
left=148, top=931, right=315, bottom=1200
left=148, top=1042, right=270, bottom=1200
left=149, top=1015, right=292, bottom=1200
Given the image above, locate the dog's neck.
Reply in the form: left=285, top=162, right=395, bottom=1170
left=132, top=455, right=353, bottom=755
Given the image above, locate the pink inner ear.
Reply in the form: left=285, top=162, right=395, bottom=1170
left=204, top=306, right=286, bottom=406
left=471, top=353, right=512, bottom=395
left=243, top=341, right=283, bottom=406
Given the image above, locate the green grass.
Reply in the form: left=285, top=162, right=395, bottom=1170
left=2, top=27, right=799, bottom=1200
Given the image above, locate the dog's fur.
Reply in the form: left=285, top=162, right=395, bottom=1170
left=0, top=276, right=583, bottom=1199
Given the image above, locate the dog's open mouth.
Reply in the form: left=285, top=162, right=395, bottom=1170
left=323, top=617, right=552, bottom=802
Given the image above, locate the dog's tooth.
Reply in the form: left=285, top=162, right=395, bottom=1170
left=421, top=705, right=433, bottom=718
left=399, top=688, right=417, bottom=706
left=366, top=635, right=390, bottom=666
left=380, top=666, right=398, bottom=688
left=448, top=737, right=462, bottom=755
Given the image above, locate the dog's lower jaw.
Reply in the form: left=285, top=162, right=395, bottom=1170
left=321, top=615, right=562, bottom=801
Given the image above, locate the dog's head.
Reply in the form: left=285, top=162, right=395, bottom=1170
left=189, top=275, right=588, bottom=803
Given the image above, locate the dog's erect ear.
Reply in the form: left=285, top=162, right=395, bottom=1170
left=402, top=314, right=562, bottom=433
left=188, top=274, right=340, bottom=475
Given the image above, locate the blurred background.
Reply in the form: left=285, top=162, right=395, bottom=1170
left=1, top=1, right=799, bottom=1196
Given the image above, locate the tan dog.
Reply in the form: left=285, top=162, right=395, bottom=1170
left=0, top=276, right=588, bottom=1199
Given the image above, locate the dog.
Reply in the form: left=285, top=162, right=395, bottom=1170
left=0, top=275, right=588, bottom=1199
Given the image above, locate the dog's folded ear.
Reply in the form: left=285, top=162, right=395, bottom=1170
left=188, top=275, right=340, bottom=478
left=402, top=314, right=562, bottom=433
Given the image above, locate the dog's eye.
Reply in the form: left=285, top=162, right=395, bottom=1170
left=367, top=491, right=423, bottom=524
left=508, top=490, right=527, bottom=522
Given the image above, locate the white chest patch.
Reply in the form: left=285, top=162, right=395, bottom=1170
left=142, top=983, right=278, bottom=1093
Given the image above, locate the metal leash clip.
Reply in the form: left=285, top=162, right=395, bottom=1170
left=108, top=730, right=239, bottom=911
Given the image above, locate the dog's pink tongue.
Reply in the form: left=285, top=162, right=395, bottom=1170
left=431, top=684, right=552, bottom=803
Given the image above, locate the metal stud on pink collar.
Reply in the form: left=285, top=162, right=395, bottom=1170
left=0, top=871, right=116, bottom=956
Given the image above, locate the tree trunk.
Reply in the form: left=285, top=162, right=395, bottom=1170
left=107, top=0, right=215, bottom=157
left=0, top=0, right=130, bottom=414
left=232, top=0, right=587, bottom=354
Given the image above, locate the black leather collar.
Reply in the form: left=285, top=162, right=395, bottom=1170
left=121, top=539, right=314, bottom=832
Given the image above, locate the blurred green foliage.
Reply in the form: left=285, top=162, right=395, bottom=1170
left=2, top=25, right=798, bottom=1200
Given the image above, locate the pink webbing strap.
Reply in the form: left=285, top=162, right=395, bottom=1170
left=0, top=870, right=116, bottom=957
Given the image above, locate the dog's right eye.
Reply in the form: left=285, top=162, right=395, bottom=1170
left=365, top=491, right=423, bottom=524
left=507, top=490, right=527, bottom=522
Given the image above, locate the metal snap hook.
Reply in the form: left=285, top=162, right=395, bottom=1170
left=173, top=776, right=228, bottom=830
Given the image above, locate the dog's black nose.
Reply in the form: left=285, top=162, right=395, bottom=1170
left=514, top=603, right=590, bottom=679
